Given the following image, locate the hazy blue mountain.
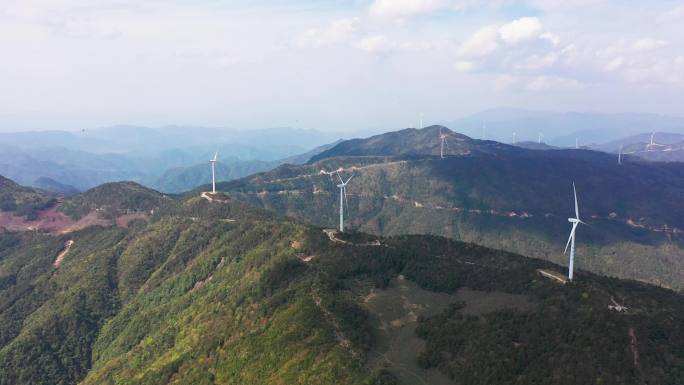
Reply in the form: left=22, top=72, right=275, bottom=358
left=0, top=125, right=345, bottom=191
left=0, top=125, right=344, bottom=156
left=445, top=108, right=684, bottom=147
left=591, top=132, right=684, bottom=162
left=155, top=140, right=342, bottom=193
left=32, top=177, right=80, bottom=195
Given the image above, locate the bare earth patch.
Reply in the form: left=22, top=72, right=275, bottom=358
left=364, top=276, right=534, bottom=385
left=115, top=213, right=149, bottom=227
left=0, top=208, right=145, bottom=233
left=53, top=240, right=74, bottom=268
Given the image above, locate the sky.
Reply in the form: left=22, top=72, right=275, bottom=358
left=1, top=0, right=683, bottom=131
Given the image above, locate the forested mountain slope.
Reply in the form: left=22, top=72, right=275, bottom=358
left=216, top=126, right=684, bottom=290
left=1, top=178, right=683, bottom=384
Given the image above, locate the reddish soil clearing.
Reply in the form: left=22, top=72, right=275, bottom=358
left=0, top=208, right=146, bottom=234
left=116, top=213, right=149, bottom=227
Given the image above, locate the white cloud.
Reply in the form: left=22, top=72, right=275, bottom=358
left=295, top=17, right=360, bottom=48
left=526, top=75, right=587, bottom=91
left=499, top=17, right=543, bottom=45
left=370, top=0, right=453, bottom=18
left=539, top=32, right=560, bottom=46
left=495, top=74, right=518, bottom=90
left=516, top=52, right=559, bottom=70
left=354, top=35, right=399, bottom=54
left=632, top=38, right=668, bottom=51
left=604, top=56, right=624, bottom=72
left=454, top=60, right=476, bottom=72
left=457, top=25, right=499, bottom=58
left=660, top=4, right=684, bottom=21
left=457, top=17, right=554, bottom=59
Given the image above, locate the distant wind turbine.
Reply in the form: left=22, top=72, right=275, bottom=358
left=538, top=132, right=543, bottom=144
left=209, top=151, right=218, bottom=194
left=336, top=173, right=354, bottom=232
left=482, top=121, right=487, bottom=140
left=512, top=132, right=517, bottom=144
left=564, top=182, right=586, bottom=281
left=575, top=138, right=579, bottom=149
left=439, top=127, right=449, bottom=158
left=618, top=145, right=622, bottom=165
left=420, top=113, right=424, bottom=129
left=647, top=132, right=658, bottom=151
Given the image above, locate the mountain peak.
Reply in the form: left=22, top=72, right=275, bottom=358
left=309, top=125, right=474, bottom=162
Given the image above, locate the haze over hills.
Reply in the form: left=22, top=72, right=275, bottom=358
left=3, top=110, right=684, bottom=192
left=590, top=132, right=684, bottom=163
left=447, top=109, right=684, bottom=147
left=0, top=126, right=343, bottom=192
left=154, top=141, right=342, bottom=194
left=0, top=176, right=683, bottom=385
left=215, top=125, right=684, bottom=290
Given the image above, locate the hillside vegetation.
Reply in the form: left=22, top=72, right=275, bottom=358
left=0, top=175, right=56, bottom=219
left=0, top=183, right=683, bottom=384
left=58, top=181, right=169, bottom=219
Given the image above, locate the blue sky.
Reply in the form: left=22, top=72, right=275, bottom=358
left=0, top=0, right=683, bottom=131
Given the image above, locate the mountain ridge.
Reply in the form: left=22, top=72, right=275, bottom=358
left=215, top=126, right=684, bottom=290
left=0, top=182, right=683, bottom=384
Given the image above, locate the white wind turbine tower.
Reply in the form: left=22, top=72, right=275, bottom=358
left=564, top=182, right=586, bottom=281
left=336, top=173, right=354, bottom=232
left=575, top=138, right=579, bottom=149
left=439, top=127, right=448, bottom=158
left=512, top=132, right=517, bottom=144
left=209, top=152, right=218, bottom=194
left=482, top=121, right=486, bottom=140
left=538, top=132, right=543, bottom=144
left=647, top=132, right=656, bottom=151
left=419, top=113, right=424, bottom=129
left=618, top=145, right=623, bottom=165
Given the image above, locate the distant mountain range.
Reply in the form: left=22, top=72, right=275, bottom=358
left=446, top=108, right=684, bottom=147
left=216, top=125, right=684, bottom=290
left=590, top=132, right=684, bottom=163
left=2, top=110, right=684, bottom=192
left=0, top=126, right=344, bottom=192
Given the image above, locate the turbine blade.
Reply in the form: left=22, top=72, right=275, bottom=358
left=345, top=174, right=354, bottom=184
left=337, top=172, right=344, bottom=184
left=564, top=223, right=578, bottom=254
left=573, top=182, right=579, bottom=220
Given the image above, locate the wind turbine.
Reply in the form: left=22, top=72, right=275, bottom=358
left=439, top=127, right=448, bottom=158
left=618, top=145, right=622, bottom=165
left=512, top=132, right=517, bottom=144
left=482, top=121, right=486, bottom=140
left=647, top=132, right=657, bottom=151
left=336, top=173, right=354, bottom=232
left=538, top=132, right=543, bottom=144
left=209, top=152, right=218, bottom=194
left=575, top=138, right=579, bottom=149
left=419, top=113, right=424, bottom=129
left=564, top=182, right=586, bottom=281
